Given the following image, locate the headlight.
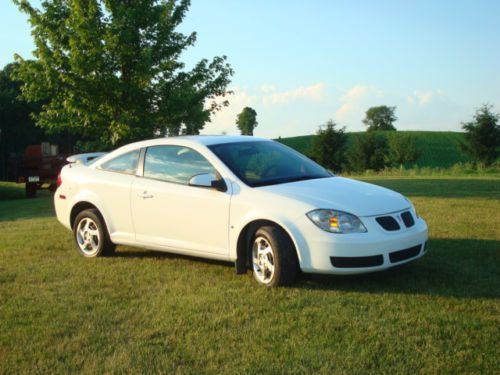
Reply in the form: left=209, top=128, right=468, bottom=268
left=306, top=209, right=367, bottom=234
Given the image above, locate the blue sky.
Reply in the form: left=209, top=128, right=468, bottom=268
left=2, top=0, right=499, bottom=137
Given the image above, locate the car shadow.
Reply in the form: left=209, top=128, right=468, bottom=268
left=294, top=238, right=499, bottom=299
left=115, top=238, right=499, bottom=300
left=114, top=247, right=234, bottom=268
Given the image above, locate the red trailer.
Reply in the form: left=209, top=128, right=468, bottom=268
left=17, top=143, right=69, bottom=198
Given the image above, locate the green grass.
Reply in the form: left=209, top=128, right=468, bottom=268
left=1, top=177, right=499, bottom=374
left=0, top=182, right=26, bottom=201
left=279, top=131, right=471, bottom=168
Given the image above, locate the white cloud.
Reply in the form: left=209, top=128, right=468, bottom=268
left=259, top=84, right=276, bottom=93
left=262, top=83, right=326, bottom=105
left=335, top=85, right=382, bottom=122
left=407, top=90, right=441, bottom=106
left=202, top=83, right=327, bottom=135
left=202, top=87, right=257, bottom=135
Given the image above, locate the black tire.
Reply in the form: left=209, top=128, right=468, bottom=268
left=25, top=182, right=37, bottom=198
left=73, top=208, right=115, bottom=257
left=251, top=226, right=299, bottom=287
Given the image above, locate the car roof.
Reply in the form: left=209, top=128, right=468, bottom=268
left=118, top=135, right=270, bottom=152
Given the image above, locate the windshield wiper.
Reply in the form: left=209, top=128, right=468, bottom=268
left=280, top=175, right=330, bottom=184
left=254, top=175, right=330, bottom=187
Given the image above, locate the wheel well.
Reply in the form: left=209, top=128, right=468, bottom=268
left=235, top=219, right=297, bottom=274
left=70, top=201, right=99, bottom=229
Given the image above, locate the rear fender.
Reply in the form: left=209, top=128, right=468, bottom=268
left=71, top=189, right=114, bottom=234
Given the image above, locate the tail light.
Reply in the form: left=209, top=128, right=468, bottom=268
left=56, top=173, right=62, bottom=188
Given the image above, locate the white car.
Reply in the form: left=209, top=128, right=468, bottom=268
left=55, top=136, right=428, bottom=287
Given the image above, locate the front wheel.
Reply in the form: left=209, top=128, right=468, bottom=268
left=251, top=226, right=299, bottom=287
left=73, top=209, right=115, bottom=257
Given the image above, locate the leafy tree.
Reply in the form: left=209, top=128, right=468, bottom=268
left=460, top=105, right=500, bottom=166
left=236, top=107, right=258, bottom=135
left=388, top=134, right=421, bottom=166
left=363, top=105, right=397, bottom=131
left=348, top=132, right=388, bottom=171
left=13, top=0, right=233, bottom=150
left=310, top=120, right=347, bottom=172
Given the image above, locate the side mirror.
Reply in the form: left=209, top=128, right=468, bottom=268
left=189, top=173, right=227, bottom=192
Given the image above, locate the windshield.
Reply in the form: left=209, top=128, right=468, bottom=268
left=208, top=141, right=332, bottom=187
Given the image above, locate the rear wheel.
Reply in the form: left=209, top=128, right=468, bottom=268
left=251, top=226, right=298, bottom=287
left=73, top=209, right=115, bottom=257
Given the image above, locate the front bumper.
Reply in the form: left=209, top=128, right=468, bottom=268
left=297, top=214, right=429, bottom=275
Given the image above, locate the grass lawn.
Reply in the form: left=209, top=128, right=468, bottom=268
left=0, top=182, right=26, bottom=201
left=0, top=177, right=499, bottom=374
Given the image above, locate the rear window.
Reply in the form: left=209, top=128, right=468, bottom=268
left=99, top=150, right=140, bottom=175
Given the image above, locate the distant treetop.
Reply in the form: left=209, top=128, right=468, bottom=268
left=363, top=105, right=397, bottom=131
left=236, top=107, right=258, bottom=136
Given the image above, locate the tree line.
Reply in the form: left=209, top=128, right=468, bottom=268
left=309, top=105, right=499, bottom=173
left=235, top=104, right=499, bottom=172
left=310, top=106, right=421, bottom=173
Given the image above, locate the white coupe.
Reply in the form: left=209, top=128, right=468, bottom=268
left=55, top=136, right=428, bottom=286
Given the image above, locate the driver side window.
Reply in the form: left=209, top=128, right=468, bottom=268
left=143, top=145, right=216, bottom=184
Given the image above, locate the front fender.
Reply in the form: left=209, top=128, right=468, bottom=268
left=230, top=210, right=312, bottom=269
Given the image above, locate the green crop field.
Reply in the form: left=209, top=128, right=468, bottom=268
left=279, top=131, right=470, bottom=168
left=1, top=178, right=499, bottom=374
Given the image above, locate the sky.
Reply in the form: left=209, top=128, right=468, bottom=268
left=1, top=0, right=499, bottom=138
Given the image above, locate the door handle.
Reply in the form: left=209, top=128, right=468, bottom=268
left=138, top=191, right=154, bottom=199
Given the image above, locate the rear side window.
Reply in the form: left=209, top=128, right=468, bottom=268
left=143, top=145, right=215, bottom=184
left=99, top=150, right=140, bottom=175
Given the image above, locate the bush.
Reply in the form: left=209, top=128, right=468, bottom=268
left=460, top=105, right=500, bottom=166
left=388, top=134, right=421, bottom=167
left=348, top=132, right=388, bottom=172
left=310, top=120, right=347, bottom=172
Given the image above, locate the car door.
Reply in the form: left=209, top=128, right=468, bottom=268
left=131, top=145, right=231, bottom=256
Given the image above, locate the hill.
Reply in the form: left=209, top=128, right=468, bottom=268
left=278, top=131, right=469, bottom=168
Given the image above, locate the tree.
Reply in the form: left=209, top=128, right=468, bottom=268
left=236, top=107, right=258, bottom=135
left=388, top=134, right=421, bottom=166
left=348, top=132, right=388, bottom=172
left=310, top=120, right=347, bottom=172
left=363, top=106, right=397, bottom=131
left=460, top=105, right=500, bottom=166
left=13, top=0, right=233, bottom=150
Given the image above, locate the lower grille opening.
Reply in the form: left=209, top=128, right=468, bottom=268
left=331, top=255, right=384, bottom=268
left=389, top=245, right=421, bottom=263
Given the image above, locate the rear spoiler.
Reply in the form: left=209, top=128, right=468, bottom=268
left=66, top=152, right=107, bottom=165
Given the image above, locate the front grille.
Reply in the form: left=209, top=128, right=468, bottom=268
left=401, top=211, right=415, bottom=228
left=376, top=216, right=400, bottom=231
left=331, top=255, right=384, bottom=268
left=389, top=245, right=421, bottom=263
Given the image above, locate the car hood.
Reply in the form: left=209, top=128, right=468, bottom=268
left=259, top=176, right=409, bottom=217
